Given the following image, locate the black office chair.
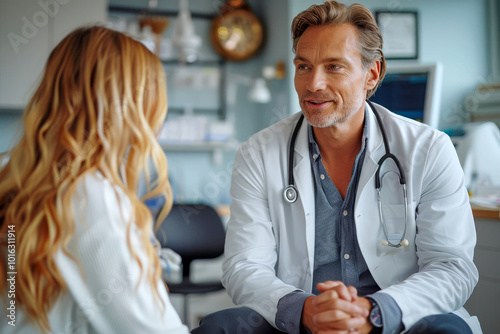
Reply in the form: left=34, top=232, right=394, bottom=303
left=155, top=203, right=226, bottom=324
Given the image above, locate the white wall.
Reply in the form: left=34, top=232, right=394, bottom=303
left=0, top=0, right=107, bottom=152
left=287, top=0, right=490, bottom=129
left=0, top=112, right=22, bottom=153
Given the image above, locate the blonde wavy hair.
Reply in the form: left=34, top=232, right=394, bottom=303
left=0, top=26, right=172, bottom=332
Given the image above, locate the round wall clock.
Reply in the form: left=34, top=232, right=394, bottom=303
left=211, top=0, right=264, bottom=61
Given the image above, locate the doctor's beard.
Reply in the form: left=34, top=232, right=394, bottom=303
left=301, top=90, right=366, bottom=128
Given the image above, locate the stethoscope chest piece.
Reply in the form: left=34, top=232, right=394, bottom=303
left=283, top=185, right=298, bottom=203
left=283, top=114, right=305, bottom=204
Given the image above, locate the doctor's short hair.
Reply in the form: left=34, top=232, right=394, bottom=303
left=291, top=0, right=386, bottom=98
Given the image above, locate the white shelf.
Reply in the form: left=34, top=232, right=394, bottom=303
left=159, top=140, right=239, bottom=165
left=159, top=141, right=236, bottom=152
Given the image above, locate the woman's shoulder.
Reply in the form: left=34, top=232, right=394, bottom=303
left=72, top=171, right=132, bottom=229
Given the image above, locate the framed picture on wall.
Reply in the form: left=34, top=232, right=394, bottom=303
left=375, top=11, right=419, bottom=60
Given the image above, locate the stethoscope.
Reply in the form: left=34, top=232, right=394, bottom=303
left=283, top=100, right=409, bottom=248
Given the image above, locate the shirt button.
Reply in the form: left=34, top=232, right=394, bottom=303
left=343, top=210, right=348, bottom=216
left=344, top=253, right=350, bottom=260
left=313, top=154, right=318, bottom=159
left=320, top=174, right=325, bottom=180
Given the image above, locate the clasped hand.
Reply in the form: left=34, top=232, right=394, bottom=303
left=301, top=281, right=372, bottom=334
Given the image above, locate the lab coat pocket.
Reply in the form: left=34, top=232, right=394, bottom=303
left=376, top=201, right=419, bottom=281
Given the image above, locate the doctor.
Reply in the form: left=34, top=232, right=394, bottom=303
left=192, top=1, right=480, bottom=333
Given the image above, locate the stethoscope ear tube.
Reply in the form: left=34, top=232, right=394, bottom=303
left=370, top=99, right=409, bottom=248
left=375, top=153, right=406, bottom=188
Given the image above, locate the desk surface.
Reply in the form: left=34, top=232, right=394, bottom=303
left=471, top=205, right=500, bottom=220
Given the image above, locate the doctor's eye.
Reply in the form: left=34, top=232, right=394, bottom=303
left=296, top=64, right=310, bottom=71
left=327, top=64, right=342, bottom=71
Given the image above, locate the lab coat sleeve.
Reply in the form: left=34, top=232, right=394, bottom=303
left=55, top=174, right=189, bottom=334
left=222, top=140, right=302, bottom=329
left=380, top=133, right=479, bottom=331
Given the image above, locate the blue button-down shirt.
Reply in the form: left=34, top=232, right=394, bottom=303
left=275, top=110, right=403, bottom=334
left=309, top=113, right=379, bottom=296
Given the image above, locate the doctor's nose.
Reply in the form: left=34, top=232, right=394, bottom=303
left=306, top=70, right=327, bottom=92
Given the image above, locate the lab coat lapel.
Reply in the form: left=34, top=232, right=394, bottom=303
left=356, top=102, right=385, bottom=202
left=291, top=115, right=316, bottom=281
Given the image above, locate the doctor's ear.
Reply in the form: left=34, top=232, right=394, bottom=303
left=364, top=60, right=381, bottom=91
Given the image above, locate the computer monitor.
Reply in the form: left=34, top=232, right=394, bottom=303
left=370, top=63, right=443, bottom=129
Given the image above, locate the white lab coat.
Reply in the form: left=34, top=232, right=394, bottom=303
left=222, top=102, right=481, bottom=333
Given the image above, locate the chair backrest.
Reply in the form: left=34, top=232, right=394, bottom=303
left=156, top=204, right=225, bottom=277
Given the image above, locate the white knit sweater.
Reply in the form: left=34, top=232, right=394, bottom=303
left=2, top=172, right=189, bottom=334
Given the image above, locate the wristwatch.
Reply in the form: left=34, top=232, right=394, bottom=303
left=368, top=298, right=382, bottom=333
